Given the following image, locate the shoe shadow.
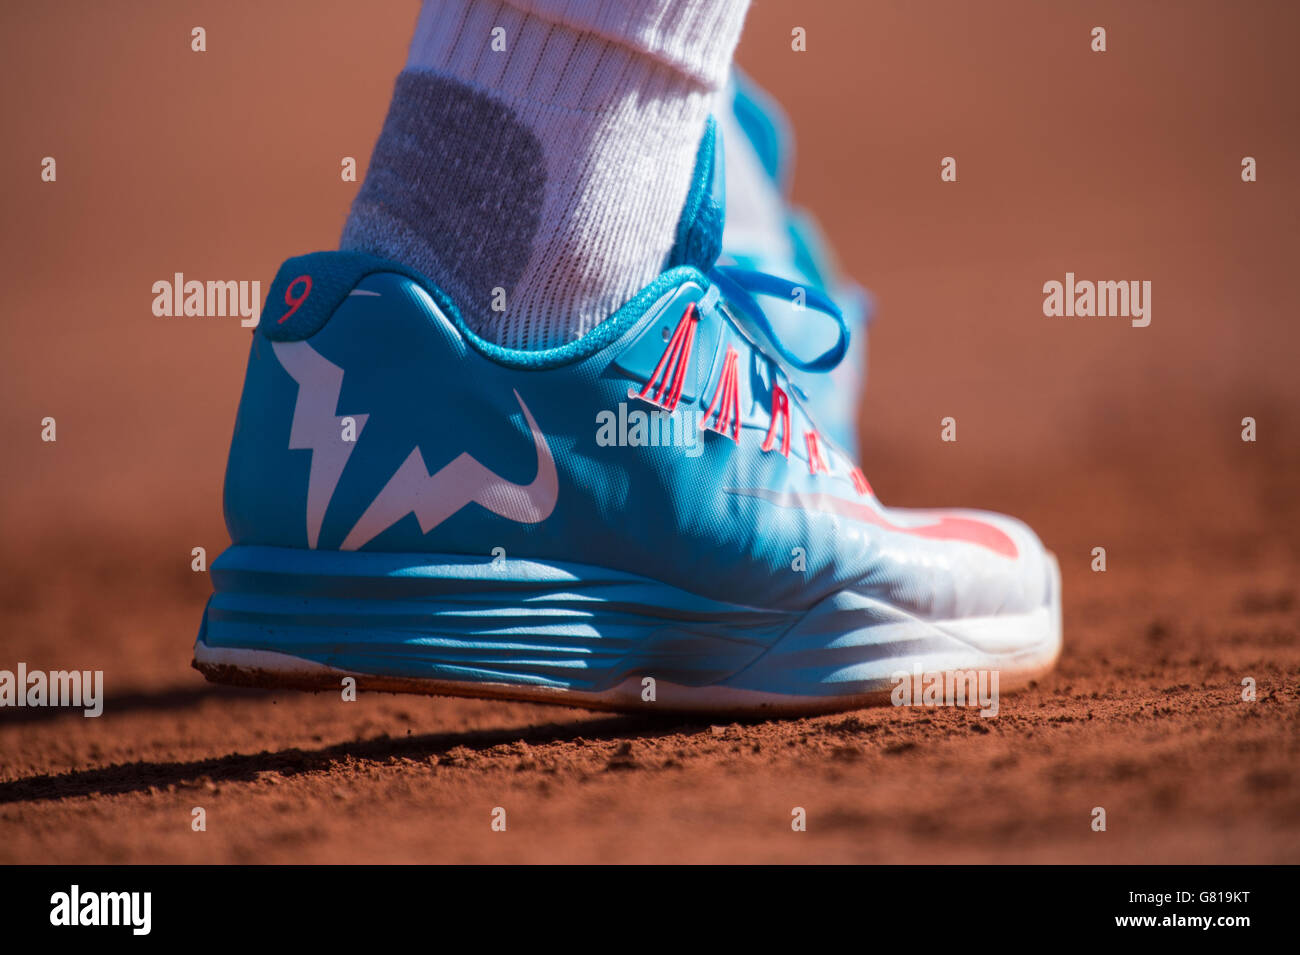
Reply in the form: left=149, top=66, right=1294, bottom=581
left=0, top=712, right=703, bottom=805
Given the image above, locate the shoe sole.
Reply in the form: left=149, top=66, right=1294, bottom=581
left=192, top=545, right=1062, bottom=717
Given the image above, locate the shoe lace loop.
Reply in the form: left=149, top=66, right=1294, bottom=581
left=707, top=265, right=849, bottom=373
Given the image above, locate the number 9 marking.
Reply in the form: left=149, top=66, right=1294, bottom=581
left=278, top=275, right=313, bottom=324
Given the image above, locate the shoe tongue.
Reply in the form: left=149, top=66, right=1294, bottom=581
left=664, top=116, right=725, bottom=273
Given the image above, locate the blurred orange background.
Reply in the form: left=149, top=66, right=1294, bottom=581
left=3, top=0, right=1297, bottom=554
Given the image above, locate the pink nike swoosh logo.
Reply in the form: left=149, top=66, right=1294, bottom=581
left=726, top=487, right=1019, bottom=558
left=341, top=390, right=557, bottom=551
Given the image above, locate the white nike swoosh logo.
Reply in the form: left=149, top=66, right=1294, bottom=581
left=340, top=389, right=558, bottom=551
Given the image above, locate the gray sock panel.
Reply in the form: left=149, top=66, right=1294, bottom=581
left=340, top=71, right=544, bottom=329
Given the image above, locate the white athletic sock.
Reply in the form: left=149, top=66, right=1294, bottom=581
left=342, top=0, right=751, bottom=350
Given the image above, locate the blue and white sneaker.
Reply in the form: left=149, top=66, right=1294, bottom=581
left=718, top=69, right=872, bottom=455
left=193, top=120, right=1060, bottom=715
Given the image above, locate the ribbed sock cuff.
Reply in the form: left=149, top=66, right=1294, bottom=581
left=409, top=0, right=748, bottom=95
left=344, top=0, right=751, bottom=349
